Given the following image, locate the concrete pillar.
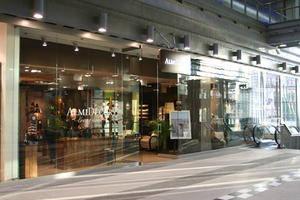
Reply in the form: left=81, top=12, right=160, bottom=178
left=0, top=22, right=20, bottom=181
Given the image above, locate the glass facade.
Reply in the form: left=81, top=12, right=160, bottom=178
left=10, top=35, right=300, bottom=180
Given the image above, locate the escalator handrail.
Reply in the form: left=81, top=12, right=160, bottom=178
left=252, top=124, right=281, bottom=146
left=243, top=123, right=256, bottom=143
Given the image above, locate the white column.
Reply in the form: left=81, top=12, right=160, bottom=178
left=0, top=22, right=20, bottom=181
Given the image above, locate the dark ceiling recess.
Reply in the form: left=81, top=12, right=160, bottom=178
left=177, top=0, right=184, bottom=3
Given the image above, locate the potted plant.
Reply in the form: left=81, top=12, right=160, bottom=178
left=148, top=119, right=170, bottom=151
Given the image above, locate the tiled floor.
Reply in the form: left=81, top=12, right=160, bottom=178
left=37, top=150, right=175, bottom=177
left=2, top=146, right=300, bottom=200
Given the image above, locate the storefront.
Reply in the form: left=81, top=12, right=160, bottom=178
left=14, top=30, right=299, bottom=179
left=0, top=23, right=298, bottom=181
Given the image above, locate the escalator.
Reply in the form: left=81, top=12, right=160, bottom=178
left=243, top=124, right=281, bottom=149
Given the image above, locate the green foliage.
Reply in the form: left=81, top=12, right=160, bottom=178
left=148, top=119, right=170, bottom=150
left=47, top=105, right=65, bottom=131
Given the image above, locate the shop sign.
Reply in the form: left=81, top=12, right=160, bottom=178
left=160, top=50, right=191, bottom=75
left=66, top=107, right=118, bottom=117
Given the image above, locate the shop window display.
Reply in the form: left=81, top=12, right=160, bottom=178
left=19, top=38, right=141, bottom=178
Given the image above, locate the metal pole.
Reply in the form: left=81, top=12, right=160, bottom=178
left=230, top=0, right=233, bottom=9
left=256, top=4, right=259, bottom=20
left=244, top=0, right=247, bottom=15
left=269, top=4, right=272, bottom=23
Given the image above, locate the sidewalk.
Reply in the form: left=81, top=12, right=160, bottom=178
left=1, top=145, right=300, bottom=200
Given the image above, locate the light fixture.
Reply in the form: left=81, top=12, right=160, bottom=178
left=291, top=66, right=299, bottom=74
left=275, top=47, right=281, bottom=55
left=98, top=12, right=108, bottom=33
left=146, top=25, right=154, bottom=43
left=279, top=44, right=287, bottom=48
left=126, top=55, right=129, bottom=59
left=42, top=38, right=47, bottom=47
left=31, top=69, right=42, bottom=73
left=139, top=45, right=143, bottom=61
left=252, top=55, right=261, bottom=65
left=183, top=35, right=190, bottom=50
left=112, top=50, right=116, bottom=57
left=33, top=0, right=45, bottom=19
left=84, top=73, right=91, bottom=77
left=278, top=62, right=287, bottom=72
left=74, top=43, right=79, bottom=52
left=232, top=50, right=242, bottom=60
left=209, top=43, right=218, bottom=55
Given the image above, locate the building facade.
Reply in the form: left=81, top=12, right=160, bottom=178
left=0, top=0, right=299, bottom=181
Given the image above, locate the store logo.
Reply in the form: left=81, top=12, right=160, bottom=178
left=165, top=58, right=176, bottom=65
left=66, top=107, right=101, bottom=116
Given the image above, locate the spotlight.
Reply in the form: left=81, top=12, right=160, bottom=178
left=139, top=45, right=143, bottom=61
left=42, top=38, right=47, bottom=47
left=291, top=66, right=299, bottom=74
left=98, top=12, right=108, bottom=33
left=146, top=25, right=154, bottom=43
left=252, top=55, right=261, bottom=65
left=126, top=55, right=129, bottom=59
left=278, top=62, right=287, bottom=72
left=209, top=43, right=218, bottom=55
left=74, top=43, right=79, bottom=52
left=232, top=50, right=242, bottom=60
left=183, top=35, right=190, bottom=50
left=33, top=0, right=45, bottom=19
left=112, top=51, right=116, bottom=57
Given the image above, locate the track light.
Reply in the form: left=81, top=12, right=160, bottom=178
left=33, top=0, right=45, bottom=19
left=278, top=62, right=287, bottom=72
left=183, top=35, right=190, bottom=50
left=74, top=43, right=79, bottom=52
left=112, top=50, right=116, bottom=57
left=275, top=47, right=281, bottom=55
left=98, top=12, right=108, bottom=33
left=291, top=66, right=299, bottom=74
left=146, top=25, right=154, bottom=43
left=209, top=43, right=218, bottom=55
left=139, top=56, right=143, bottom=61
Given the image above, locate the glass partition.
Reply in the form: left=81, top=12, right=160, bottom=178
left=263, top=73, right=280, bottom=126
left=281, top=76, right=297, bottom=126
left=19, top=38, right=142, bottom=178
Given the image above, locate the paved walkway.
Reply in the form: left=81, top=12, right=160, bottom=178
left=1, top=145, right=300, bottom=200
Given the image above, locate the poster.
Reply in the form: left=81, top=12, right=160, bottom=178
left=170, top=110, right=191, bottom=139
